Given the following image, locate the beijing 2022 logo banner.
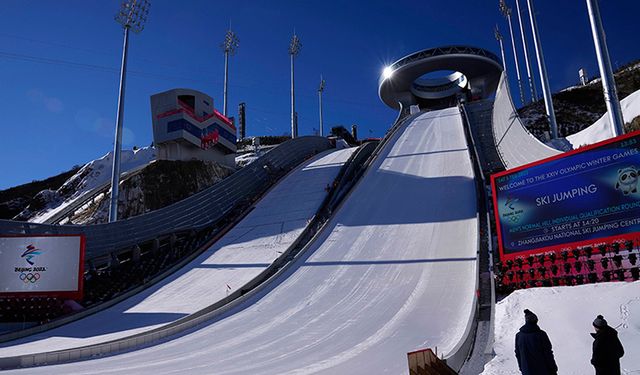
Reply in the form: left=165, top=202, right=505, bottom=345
left=0, top=235, right=84, bottom=297
left=491, top=130, right=640, bottom=259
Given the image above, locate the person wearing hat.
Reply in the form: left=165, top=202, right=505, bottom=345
left=515, top=309, right=558, bottom=375
left=591, top=314, right=624, bottom=375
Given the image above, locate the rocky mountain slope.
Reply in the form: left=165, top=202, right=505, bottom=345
left=0, top=167, right=80, bottom=219
left=1, top=147, right=233, bottom=224
left=519, top=60, right=640, bottom=139
left=70, top=159, right=232, bottom=224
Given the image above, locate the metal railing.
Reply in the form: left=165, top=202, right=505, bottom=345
left=388, top=46, right=501, bottom=72
left=0, top=136, right=332, bottom=262
left=463, top=100, right=505, bottom=175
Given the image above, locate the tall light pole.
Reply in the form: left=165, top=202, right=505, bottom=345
left=318, top=75, right=325, bottom=137
left=494, top=25, right=507, bottom=72
left=526, top=0, right=559, bottom=139
left=586, top=0, right=625, bottom=136
left=220, top=27, right=239, bottom=117
left=109, top=0, right=150, bottom=223
left=289, top=33, right=302, bottom=138
left=499, top=0, right=525, bottom=106
left=514, top=0, right=538, bottom=102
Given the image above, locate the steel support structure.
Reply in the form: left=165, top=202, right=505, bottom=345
left=586, top=0, right=625, bottom=136
left=526, top=0, right=559, bottom=139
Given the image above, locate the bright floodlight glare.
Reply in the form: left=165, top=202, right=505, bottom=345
left=383, top=66, right=394, bottom=80
left=115, top=0, right=150, bottom=33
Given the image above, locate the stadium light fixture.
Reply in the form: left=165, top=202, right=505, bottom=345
left=494, top=25, right=507, bottom=72
left=514, top=0, right=538, bottom=102
left=499, top=0, right=525, bottom=106
left=289, top=32, right=302, bottom=139
left=526, top=0, right=559, bottom=140
left=586, top=0, right=625, bottom=136
left=109, top=0, right=150, bottom=223
left=318, top=75, right=326, bottom=137
left=220, top=26, right=239, bottom=117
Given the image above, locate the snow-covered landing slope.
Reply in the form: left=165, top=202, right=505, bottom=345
left=482, top=281, right=640, bottom=375
left=18, top=108, right=479, bottom=374
left=567, top=88, right=640, bottom=148
left=0, top=147, right=355, bottom=357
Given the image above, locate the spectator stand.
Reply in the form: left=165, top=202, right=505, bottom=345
left=495, top=238, right=640, bottom=294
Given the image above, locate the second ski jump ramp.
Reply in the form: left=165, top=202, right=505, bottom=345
left=0, top=147, right=355, bottom=358
left=492, top=73, right=561, bottom=168
left=16, top=107, right=479, bottom=374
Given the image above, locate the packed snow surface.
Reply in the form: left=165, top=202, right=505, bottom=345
left=8, top=107, right=479, bottom=374
left=482, top=281, right=640, bottom=375
left=0, top=147, right=354, bottom=357
left=567, top=89, right=640, bottom=148
left=492, top=73, right=561, bottom=168
left=31, top=147, right=156, bottom=223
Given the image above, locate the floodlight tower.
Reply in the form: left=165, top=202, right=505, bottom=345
left=220, top=27, right=239, bottom=117
left=494, top=25, right=507, bottom=72
left=526, top=0, right=558, bottom=139
left=499, top=0, right=525, bottom=105
left=514, top=0, right=538, bottom=102
left=318, top=75, right=326, bottom=137
left=289, top=33, right=302, bottom=138
left=109, top=0, right=150, bottom=223
left=586, top=0, right=625, bottom=136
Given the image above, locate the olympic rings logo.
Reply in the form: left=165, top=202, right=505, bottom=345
left=19, top=272, right=40, bottom=284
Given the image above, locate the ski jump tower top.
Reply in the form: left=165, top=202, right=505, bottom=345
left=379, top=46, right=503, bottom=110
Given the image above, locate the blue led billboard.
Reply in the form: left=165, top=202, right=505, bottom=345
left=491, top=130, right=640, bottom=259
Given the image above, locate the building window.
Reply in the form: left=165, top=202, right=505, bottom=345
left=178, top=95, right=195, bottom=110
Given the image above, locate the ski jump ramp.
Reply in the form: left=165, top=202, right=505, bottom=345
left=0, top=147, right=355, bottom=358
left=491, top=72, right=561, bottom=168
left=5, top=106, right=479, bottom=374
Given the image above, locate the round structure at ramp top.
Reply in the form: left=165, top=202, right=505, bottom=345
left=379, top=46, right=503, bottom=110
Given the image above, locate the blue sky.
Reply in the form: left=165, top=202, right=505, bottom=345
left=0, top=0, right=638, bottom=190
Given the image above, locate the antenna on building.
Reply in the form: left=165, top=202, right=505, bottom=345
left=238, top=102, right=246, bottom=140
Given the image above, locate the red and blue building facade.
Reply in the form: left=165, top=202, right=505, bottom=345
left=151, top=89, right=237, bottom=167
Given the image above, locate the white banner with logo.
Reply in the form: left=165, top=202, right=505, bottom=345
left=0, top=235, right=83, bottom=295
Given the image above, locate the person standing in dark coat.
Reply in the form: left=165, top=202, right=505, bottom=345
left=515, top=309, right=558, bottom=375
left=591, top=314, right=624, bottom=375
